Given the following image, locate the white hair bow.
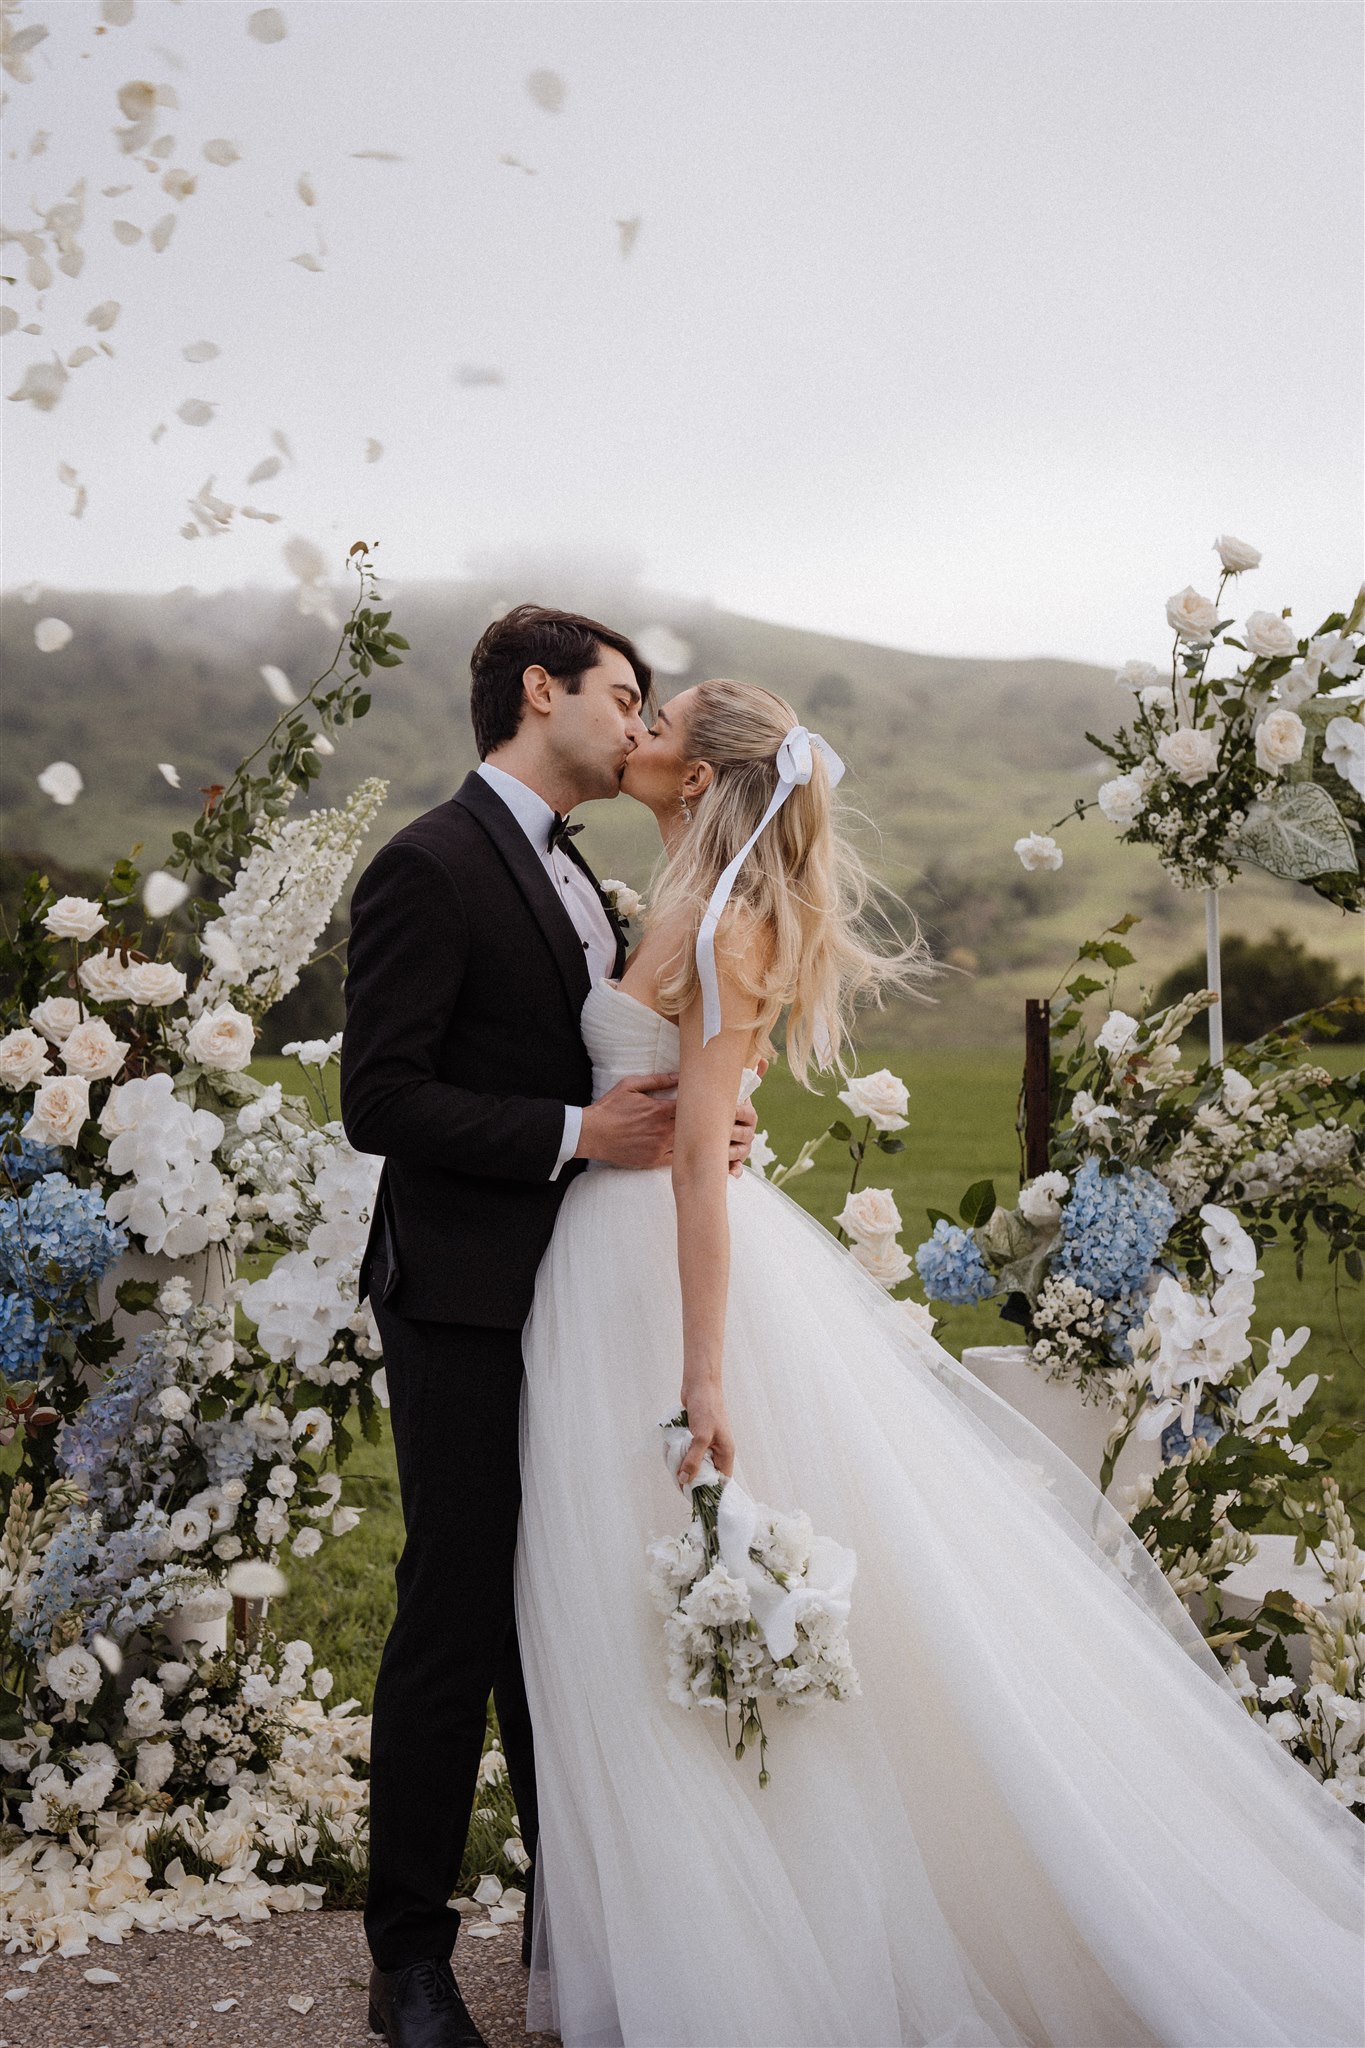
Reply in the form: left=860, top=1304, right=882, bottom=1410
left=695, top=725, right=846, bottom=1048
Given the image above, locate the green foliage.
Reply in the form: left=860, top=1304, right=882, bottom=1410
left=1154, top=927, right=1365, bottom=1046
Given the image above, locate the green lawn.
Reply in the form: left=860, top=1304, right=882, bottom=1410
left=270, top=1046, right=1363, bottom=1713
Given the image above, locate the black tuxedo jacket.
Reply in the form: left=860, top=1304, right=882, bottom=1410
left=340, top=769, right=627, bottom=1328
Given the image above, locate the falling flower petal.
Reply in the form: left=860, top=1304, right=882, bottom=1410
left=454, top=364, right=505, bottom=387
left=102, top=0, right=136, bottom=24
left=260, top=663, right=296, bottom=706
left=499, top=154, right=537, bottom=176
left=150, top=421, right=167, bottom=442
left=297, top=172, right=317, bottom=205
left=158, top=762, right=181, bottom=787
left=102, top=183, right=134, bottom=196
left=34, top=617, right=73, bottom=653
left=272, top=427, right=294, bottom=460
left=8, top=356, right=68, bottom=411
left=290, top=251, right=324, bottom=271
left=527, top=68, right=566, bottom=112
left=0, top=308, right=17, bottom=337
left=248, top=454, right=282, bottom=484
left=91, top=1631, right=124, bottom=1674
left=283, top=534, right=327, bottom=582
left=635, top=624, right=691, bottom=675
left=117, top=80, right=157, bottom=121
left=30, top=129, right=50, bottom=155
left=71, top=484, right=88, bottom=517
left=183, top=339, right=219, bottom=363
left=615, top=215, right=642, bottom=257
left=57, top=461, right=79, bottom=486
left=287, top=1995, right=315, bottom=2014
left=247, top=6, right=286, bottom=41
left=161, top=166, right=196, bottom=201
left=312, top=731, right=335, bottom=755
left=149, top=212, right=176, bottom=252
left=203, top=137, right=241, bottom=166
left=144, top=870, right=190, bottom=918
left=364, top=437, right=382, bottom=462
left=240, top=505, right=281, bottom=521
left=225, top=1558, right=288, bottom=1598
left=178, top=397, right=215, bottom=426
left=112, top=219, right=142, bottom=243
left=350, top=149, right=405, bottom=161
left=85, top=299, right=121, bottom=331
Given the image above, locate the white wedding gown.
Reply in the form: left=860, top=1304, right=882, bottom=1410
left=513, top=981, right=1364, bottom=2048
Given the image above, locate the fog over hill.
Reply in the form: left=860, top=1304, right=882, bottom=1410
left=2, top=570, right=1356, bottom=1052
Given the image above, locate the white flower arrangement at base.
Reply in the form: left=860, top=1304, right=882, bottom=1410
left=647, top=1414, right=860, bottom=1787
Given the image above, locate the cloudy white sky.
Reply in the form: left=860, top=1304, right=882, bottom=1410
left=3, top=0, right=1361, bottom=664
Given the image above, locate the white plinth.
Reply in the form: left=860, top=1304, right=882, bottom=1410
left=960, top=1344, right=1162, bottom=1500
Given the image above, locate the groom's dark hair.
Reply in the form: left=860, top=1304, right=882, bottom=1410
left=469, top=604, right=654, bottom=758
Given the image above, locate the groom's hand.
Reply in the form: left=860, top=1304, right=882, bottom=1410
left=576, top=1072, right=679, bottom=1168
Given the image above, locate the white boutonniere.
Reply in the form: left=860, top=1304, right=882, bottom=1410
left=600, top=878, right=645, bottom=924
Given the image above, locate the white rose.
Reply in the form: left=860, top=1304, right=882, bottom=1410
left=185, top=1002, right=255, bottom=1072
left=1138, top=684, right=1176, bottom=719
left=1222, top=1068, right=1255, bottom=1117
left=157, top=1386, right=193, bottom=1421
left=311, top=1665, right=333, bottom=1699
left=169, top=1507, right=212, bottom=1550
left=22, top=1072, right=90, bottom=1147
left=29, top=997, right=84, bottom=1045
left=1243, top=610, right=1297, bottom=662
left=1253, top=708, right=1306, bottom=775
left=1113, top=660, right=1161, bottom=692
left=1013, top=832, right=1063, bottom=872
left=60, top=1017, right=129, bottom=1082
left=44, top=1644, right=103, bottom=1705
left=123, top=961, right=187, bottom=1007
left=835, top=1186, right=903, bottom=1242
left=1214, top=534, right=1261, bottom=574
left=1018, top=1170, right=1069, bottom=1226
left=0, top=1027, right=51, bottom=1090
left=1097, top=773, right=1148, bottom=828
left=600, top=878, right=644, bottom=920
left=41, top=895, right=106, bottom=943
left=134, top=1740, right=176, bottom=1793
left=157, top=1660, right=194, bottom=1696
left=900, top=1296, right=937, bottom=1332
left=850, top=1236, right=914, bottom=1289
left=1277, top=662, right=1318, bottom=710
left=291, top=1526, right=323, bottom=1558
left=1165, top=587, right=1220, bottom=646
left=836, top=1068, right=909, bottom=1132
left=1156, top=726, right=1220, bottom=786
left=78, top=950, right=131, bottom=1004
left=1096, top=1009, right=1140, bottom=1061
left=1323, top=714, right=1365, bottom=800
left=123, top=1677, right=167, bottom=1737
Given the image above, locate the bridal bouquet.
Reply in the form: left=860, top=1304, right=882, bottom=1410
left=646, top=1415, right=860, bottom=1786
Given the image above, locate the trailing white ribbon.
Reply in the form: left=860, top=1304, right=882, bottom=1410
left=695, top=725, right=846, bottom=1048
left=660, top=1423, right=858, bottom=1663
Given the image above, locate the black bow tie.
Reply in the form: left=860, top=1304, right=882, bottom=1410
left=547, top=811, right=584, bottom=854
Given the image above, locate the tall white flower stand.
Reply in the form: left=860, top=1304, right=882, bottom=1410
left=960, top=1343, right=1162, bottom=1499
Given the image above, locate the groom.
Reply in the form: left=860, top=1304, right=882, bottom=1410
left=340, top=604, right=758, bottom=2048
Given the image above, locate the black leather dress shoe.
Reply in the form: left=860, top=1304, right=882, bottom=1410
left=368, top=1958, right=488, bottom=2047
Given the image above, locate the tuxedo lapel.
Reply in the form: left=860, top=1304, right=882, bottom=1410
left=451, top=771, right=593, bottom=1015
left=563, top=837, right=629, bottom=980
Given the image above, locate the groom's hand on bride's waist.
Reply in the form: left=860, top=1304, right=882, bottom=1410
left=574, top=1075, right=761, bottom=1176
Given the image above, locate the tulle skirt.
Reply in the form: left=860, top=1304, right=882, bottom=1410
left=514, top=1163, right=1364, bottom=2048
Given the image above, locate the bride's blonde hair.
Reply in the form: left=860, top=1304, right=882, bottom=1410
left=645, top=679, right=937, bottom=1084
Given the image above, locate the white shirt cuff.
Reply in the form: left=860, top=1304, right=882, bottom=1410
left=550, top=1103, right=583, bottom=1180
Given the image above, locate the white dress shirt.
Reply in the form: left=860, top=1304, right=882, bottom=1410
left=476, top=760, right=618, bottom=1179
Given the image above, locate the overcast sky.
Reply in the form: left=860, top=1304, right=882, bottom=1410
left=3, top=0, right=1361, bottom=665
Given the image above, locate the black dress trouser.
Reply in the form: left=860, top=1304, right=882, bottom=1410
left=363, top=1277, right=539, bottom=1973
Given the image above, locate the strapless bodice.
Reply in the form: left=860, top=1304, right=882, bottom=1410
left=581, top=980, right=760, bottom=1106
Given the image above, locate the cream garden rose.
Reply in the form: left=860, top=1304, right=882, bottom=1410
left=1214, top=534, right=1261, bottom=574
left=186, top=1002, right=256, bottom=1072
left=22, top=1072, right=91, bottom=1147
left=41, top=895, right=106, bottom=943
left=837, top=1069, right=909, bottom=1131
left=77, top=950, right=131, bottom=1004
left=1013, top=832, right=1064, bottom=872
left=850, top=1235, right=914, bottom=1289
left=835, top=1186, right=903, bottom=1242
left=0, top=1028, right=51, bottom=1090
left=1018, top=1170, right=1069, bottom=1226
left=29, top=996, right=84, bottom=1044
left=1243, top=610, right=1298, bottom=662
left=123, top=961, right=188, bottom=1007
left=60, top=1017, right=129, bottom=1082
left=1253, top=708, right=1306, bottom=775
left=1114, top=660, right=1161, bottom=693
left=1156, top=725, right=1220, bottom=786
left=1097, top=772, right=1148, bottom=828
left=1165, top=587, right=1220, bottom=646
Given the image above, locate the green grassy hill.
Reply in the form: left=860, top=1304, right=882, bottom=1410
left=3, top=577, right=1359, bottom=1048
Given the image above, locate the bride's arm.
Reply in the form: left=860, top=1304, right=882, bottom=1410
left=671, top=951, right=762, bottom=1491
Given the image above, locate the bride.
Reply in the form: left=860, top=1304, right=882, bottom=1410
left=513, top=678, right=1364, bottom=2048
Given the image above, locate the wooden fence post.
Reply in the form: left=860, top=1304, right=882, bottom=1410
left=1023, top=998, right=1051, bottom=1181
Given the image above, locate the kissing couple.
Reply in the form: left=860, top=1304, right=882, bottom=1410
left=340, top=605, right=1362, bottom=2048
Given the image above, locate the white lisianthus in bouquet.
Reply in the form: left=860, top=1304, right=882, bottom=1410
left=0, top=545, right=409, bottom=1923
left=1039, top=544, right=1364, bottom=904
left=647, top=1413, right=860, bottom=1786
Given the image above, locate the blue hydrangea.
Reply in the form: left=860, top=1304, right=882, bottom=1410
left=1054, top=1158, right=1176, bottom=1302
left=914, top=1219, right=997, bottom=1306
left=0, top=1292, right=47, bottom=1380
left=0, top=1110, right=62, bottom=1190
left=1160, top=1409, right=1227, bottom=1464
left=0, top=1172, right=128, bottom=1312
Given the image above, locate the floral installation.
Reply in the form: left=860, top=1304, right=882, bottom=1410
left=647, top=1415, right=860, bottom=1787
left=1019, top=541, right=1365, bottom=904
left=0, top=545, right=411, bottom=1937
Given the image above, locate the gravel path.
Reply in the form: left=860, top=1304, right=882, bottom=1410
left=0, top=1910, right=560, bottom=2048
